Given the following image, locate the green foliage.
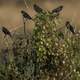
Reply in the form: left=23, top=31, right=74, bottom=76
left=32, top=12, right=80, bottom=80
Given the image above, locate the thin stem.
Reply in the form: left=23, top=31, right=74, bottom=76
left=23, top=17, right=26, bottom=36
left=23, top=0, right=29, bottom=9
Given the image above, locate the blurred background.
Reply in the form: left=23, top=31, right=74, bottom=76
left=0, top=0, right=80, bottom=31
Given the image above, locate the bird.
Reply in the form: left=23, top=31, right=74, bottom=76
left=33, top=4, right=43, bottom=13
left=21, top=10, right=32, bottom=35
left=65, top=21, right=75, bottom=34
left=52, top=5, right=63, bottom=14
left=21, top=10, right=32, bottom=20
left=2, top=26, right=12, bottom=37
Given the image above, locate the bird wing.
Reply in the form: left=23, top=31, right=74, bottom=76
left=52, top=5, right=63, bottom=13
left=2, top=26, right=12, bottom=37
left=21, top=10, right=32, bottom=20
left=34, top=4, right=43, bottom=13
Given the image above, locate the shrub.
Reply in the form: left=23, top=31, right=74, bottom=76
left=32, top=11, right=80, bottom=80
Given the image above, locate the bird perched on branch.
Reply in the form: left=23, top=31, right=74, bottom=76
left=33, top=4, right=43, bottom=13
left=21, top=10, right=32, bottom=20
left=52, top=5, right=63, bottom=14
left=2, top=26, right=12, bottom=37
left=65, top=21, right=75, bottom=34
left=21, top=10, right=32, bottom=35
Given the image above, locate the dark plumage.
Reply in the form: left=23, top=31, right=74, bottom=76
left=33, top=4, right=43, bottom=13
left=2, top=26, right=12, bottom=37
left=21, top=10, right=32, bottom=20
left=65, top=21, right=75, bottom=34
left=52, top=5, right=63, bottom=14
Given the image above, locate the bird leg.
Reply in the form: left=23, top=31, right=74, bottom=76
left=23, top=16, right=26, bottom=36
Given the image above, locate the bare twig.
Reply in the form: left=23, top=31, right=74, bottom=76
left=23, top=0, right=29, bottom=9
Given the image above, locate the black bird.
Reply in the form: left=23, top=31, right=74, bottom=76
left=52, top=5, right=63, bottom=14
left=65, top=21, right=75, bottom=34
left=21, top=10, right=32, bottom=20
left=2, top=26, right=12, bottom=37
left=33, top=4, right=43, bottom=13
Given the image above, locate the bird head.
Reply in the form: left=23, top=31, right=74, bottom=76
left=59, top=5, right=63, bottom=9
left=66, top=21, right=70, bottom=26
left=21, top=10, right=24, bottom=14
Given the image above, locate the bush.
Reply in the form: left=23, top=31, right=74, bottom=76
left=32, top=11, right=80, bottom=80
